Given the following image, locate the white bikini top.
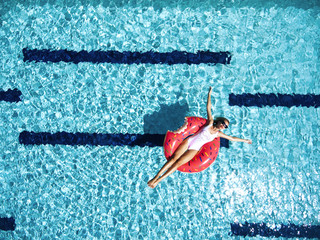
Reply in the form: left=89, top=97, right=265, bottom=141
left=194, top=125, right=219, bottom=143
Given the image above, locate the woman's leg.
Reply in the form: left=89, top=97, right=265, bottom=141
left=148, top=139, right=189, bottom=186
left=149, top=149, right=198, bottom=188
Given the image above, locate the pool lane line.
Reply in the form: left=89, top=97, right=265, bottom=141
left=19, top=131, right=229, bottom=148
left=231, top=222, right=320, bottom=238
left=22, top=48, right=232, bottom=65
left=0, top=217, right=15, bottom=231
left=0, top=89, right=22, bottom=103
left=229, top=93, right=320, bottom=108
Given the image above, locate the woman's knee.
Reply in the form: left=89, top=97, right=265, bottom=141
left=173, top=158, right=187, bottom=168
left=176, top=151, right=197, bottom=166
left=170, top=152, right=180, bottom=162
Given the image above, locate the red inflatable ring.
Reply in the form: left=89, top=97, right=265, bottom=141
left=163, top=116, right=220, bottom=173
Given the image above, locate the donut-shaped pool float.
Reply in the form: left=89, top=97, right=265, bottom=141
left=163, top=116, right=220, bottom=173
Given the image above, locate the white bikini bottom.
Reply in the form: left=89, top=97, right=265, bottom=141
left=187, top=135, right=207, bottom=151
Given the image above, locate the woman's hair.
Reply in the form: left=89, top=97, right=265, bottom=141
left=213, top=117, right=230, bottom=126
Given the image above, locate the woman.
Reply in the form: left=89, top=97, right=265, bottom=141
left=148, top=87, right=252, bottom=189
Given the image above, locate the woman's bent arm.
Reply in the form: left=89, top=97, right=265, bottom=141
left=218, top=132, right=252, bottom=144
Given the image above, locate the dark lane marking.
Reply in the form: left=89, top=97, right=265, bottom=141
left=22, top=48, right=231, bottom=65
left=0, top=217, right=16, bottom=231
left=231, top=222, right=320, bottom=238
left=229, top=93, right=320, bottom=108
left=0, top=89, right=22, bottom=103
left=19, top=132, right=164, bottom=147
left=19, top=131, right=229, bottom=148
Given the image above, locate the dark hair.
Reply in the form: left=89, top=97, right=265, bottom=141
left=213, top=117, right=230, bottom=126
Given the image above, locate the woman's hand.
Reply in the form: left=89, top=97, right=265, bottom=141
left=245, top=139, right=252, bottom=144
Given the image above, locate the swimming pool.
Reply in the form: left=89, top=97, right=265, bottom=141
left=0, top=0, right=319, bottom=239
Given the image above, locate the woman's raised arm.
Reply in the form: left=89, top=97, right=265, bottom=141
left=206, top=87, right=214, bottom=122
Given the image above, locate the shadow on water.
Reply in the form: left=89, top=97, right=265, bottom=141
left=143, top=101, right=189, bottom=134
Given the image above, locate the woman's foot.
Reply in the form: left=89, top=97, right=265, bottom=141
left=148, top=180, right=159, bottom=189
left=148, top=177, right=157, bottom=187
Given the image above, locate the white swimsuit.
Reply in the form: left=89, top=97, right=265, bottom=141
left=187, top=125, right=218, bottom=151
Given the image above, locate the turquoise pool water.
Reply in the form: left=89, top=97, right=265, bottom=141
left=0, top=1, right=320, bottom=239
